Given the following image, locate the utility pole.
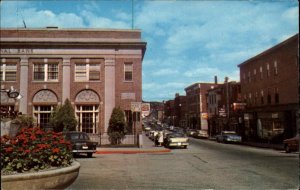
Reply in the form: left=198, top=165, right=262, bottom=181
left=131, top=0, right=134, bottom=29
left=225, top=77, right=229, bottom=119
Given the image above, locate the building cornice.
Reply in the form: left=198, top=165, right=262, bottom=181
left=238, top=33, right=298, bottom=67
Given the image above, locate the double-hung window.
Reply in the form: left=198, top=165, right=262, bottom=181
left=274, top=61, right=278, bottom=76
left=76, top=105, right=99, bottom=134
left=33, top=105, right=54, bottom=128
left=75, top=63, right=100, bottom=81
left=33, top=63, right=58, bottom=81
left=0, top=64, right=17, bottom=81
left=124, top=63, right=133, bottom=81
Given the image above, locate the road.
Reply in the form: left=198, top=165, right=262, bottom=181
left=67, top=137, right=298, bottom=190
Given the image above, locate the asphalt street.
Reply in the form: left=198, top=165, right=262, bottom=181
left=67, top=137, right=298, bottom=190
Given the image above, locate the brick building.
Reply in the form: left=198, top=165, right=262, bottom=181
left=0, top=28, right=146, bottom=135
left=185, top=83, right=217, bottom=130
left=207, top=81, right=242, bottom=136
left=163, top=99, right=175, bottom=126
left=174, top=93, right=187, bottom=128
left=238, top=34, right=298, bottom=142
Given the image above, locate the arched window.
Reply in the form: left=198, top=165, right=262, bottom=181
left=32, top=90, right=58, bottom=128
left=75, top=90, right=100, bottom=134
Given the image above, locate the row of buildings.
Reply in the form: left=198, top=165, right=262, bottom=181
left=163, top=34, right=299, bottom=143
left=1, top=28, right=146, bottom=136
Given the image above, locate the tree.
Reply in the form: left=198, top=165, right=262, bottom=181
left=107, top=107, right=127, bottom=145
left=49, top=99, right=77, bottom=132
left=15, top=115, right=35, bottom=128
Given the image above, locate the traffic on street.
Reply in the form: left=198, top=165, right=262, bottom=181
left=68, top=124, right=298, bottom=190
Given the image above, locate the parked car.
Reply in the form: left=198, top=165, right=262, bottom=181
left=187, top=129, right=197, bottom=137
left=193, top=130, right=209, bottom=139
left=164, top=132, right=189, bottom=149
left=63, top=131, right=98, bottom=158
left=216, top=131, right=242, bottom=143
left=283, top=135, right=299, bottom=153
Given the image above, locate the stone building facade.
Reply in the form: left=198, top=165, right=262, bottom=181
left=0, top=28, right=146, bottom=135
left=238, top=34, right=298, bottom=142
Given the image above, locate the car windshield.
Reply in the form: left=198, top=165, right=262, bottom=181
left=68, top=133, right=90, bottom=140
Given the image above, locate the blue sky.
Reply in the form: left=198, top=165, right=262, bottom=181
left=1, top=0, right=298, bottom=102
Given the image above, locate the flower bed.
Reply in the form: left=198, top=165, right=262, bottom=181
left=1, top=127, right=73, bottom=174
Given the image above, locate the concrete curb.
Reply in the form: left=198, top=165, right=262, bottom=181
left=96, top=149, right=171, bottom=154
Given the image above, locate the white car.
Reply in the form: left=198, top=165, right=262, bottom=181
left=194, top=130, right=209, bottom=139
left=164, top=132, right=189, bottom=149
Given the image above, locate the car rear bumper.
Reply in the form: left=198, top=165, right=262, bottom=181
left=72, top=150, right=96, bottom=153
left=225, top=139, right=241, bottom=143
left=169, top=142, right=189, bottom=147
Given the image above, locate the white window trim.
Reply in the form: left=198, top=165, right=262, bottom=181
left=1, top=63, right=17, bottom=81
left=75, top=63, right=100, bottom=82
left=124, top=63, right=133, bottom=81
left=33, top=105, right=54, bottom=126
left=75, top=105, right=99, bottom=134
left=33, top=63, right=59, bottom=82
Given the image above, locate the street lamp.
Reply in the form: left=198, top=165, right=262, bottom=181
left=1, top=86, right=23, bottom=100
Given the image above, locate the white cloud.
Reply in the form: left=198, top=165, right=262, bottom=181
left=80, top=10, right=130, bottom=28
left=151, top=69, right=178, bottom=76
left=0, top=1, right=297, bottom=102
left=282, top=6, right=299, bottom=21
left=183, top=67, right=220, bottom=78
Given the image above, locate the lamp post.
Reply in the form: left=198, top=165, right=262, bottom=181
left=1, top=86, right=23, bottom=118
left=1, top=86, right=23, bottom=100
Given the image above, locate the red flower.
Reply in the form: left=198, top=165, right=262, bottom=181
left=5, top=147, right=13, bottom=153
left=18, top=147, right=24, bottom=152
left=25, top=149, right=30, bottom=153
left=11, top=139, right=18, bottom=145
left=41, top=137, right=48, bottom=141
left=30, top=135, right=36, bottom=141
left=52, top=141, right=58, bottom=144
left=35, top=129, right=44, bottom=135
left=52, top=148, right=60, bottom=153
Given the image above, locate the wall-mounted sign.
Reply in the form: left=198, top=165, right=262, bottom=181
left=131, top=102, right=141, bottom=112
left=1, top=49, right=33, bottom=54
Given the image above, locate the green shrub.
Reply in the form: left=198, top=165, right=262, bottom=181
left=1, top=127, right=73, bottom=173
left=49, top=99, right=77, bottom=132
left=107, top=107, right=127, bottom=145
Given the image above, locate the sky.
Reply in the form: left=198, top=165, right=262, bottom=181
left=1, top=0, right=298, bottom=102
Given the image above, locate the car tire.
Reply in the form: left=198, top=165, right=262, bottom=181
left=183, top=145, right=187, bottom=149
left=87, top=152, right=93, bottom=158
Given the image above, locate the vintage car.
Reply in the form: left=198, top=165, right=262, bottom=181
left=283, top=135, right=299, bottom=153
left=164, top=132, right=189, bottom=149
left=216, top=131, right=242, bottom=143
left=186, top=129, right=197, bottom=137
left=63, top=131, right=98, bottom=158
left=193, top=130, right=209, bottom=139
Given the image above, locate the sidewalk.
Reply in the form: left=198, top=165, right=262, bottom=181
left=96, top=133, right=171, bottom=154
left=242, top=141, right=284, bottom=150
left=208, top=137, right=284, bottom=150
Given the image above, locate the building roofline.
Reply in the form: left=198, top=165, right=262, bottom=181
left=238, top=33, right=298, bottom=67
left=1, top=27, right=142, bottom=32
left=184, top=82, right=218, bottom=91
